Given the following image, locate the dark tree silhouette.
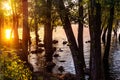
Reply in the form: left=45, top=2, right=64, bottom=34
left=54, top=0, right=85, bottom=79
left=78, top=0, right=85, bottom=78
left=89, top=1, right=104, bottom=80
left=44, top=0, right=54, bottom=73
left=34, top=0, right=39, bottom=52
left=22, top=0, right=30, bottom=62
left=103, top=2, right=115, bottom=80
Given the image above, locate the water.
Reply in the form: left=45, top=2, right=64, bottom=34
left=28, top=24, right=120, bottom=80
left=109, top=40, right=120, bottom=80
left=52, top=25, right=90, bottom=74
left=29, top=24, right=90, bottom=74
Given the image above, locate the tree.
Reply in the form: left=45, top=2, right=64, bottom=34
left=22, top=0, right=30, bottom=62
left=102, top=27, right=107, bottom=45
left=11, top=1, right=19, bottom=48
left=44, top=0, right=54, bottom=73
left=54, top=0, right=85, bottom=79
left=103, top=1, right=115, bottom=79
left=0, top=8, right=4, bottom=45
left=34, top=0, right=39, bottom=52
left=89, top=0, right=104, bottom=79
left=78, top=0, right=85, bottom=78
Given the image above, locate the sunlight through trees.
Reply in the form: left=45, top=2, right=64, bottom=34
left=5, top=29, right=11, bottom=39
left=0, top=0, right=120, bottom=80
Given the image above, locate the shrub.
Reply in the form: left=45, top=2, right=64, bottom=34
left=0, top=51, right=32, bottom=80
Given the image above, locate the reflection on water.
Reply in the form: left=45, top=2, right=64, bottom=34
left=109, top=41, right=120, bottom=80
left=28, top=24, right=120, bottom=80
left=28, top=24, right=90, bottom=74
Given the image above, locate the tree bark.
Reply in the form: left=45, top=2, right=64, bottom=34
left=22, top=0, right=29, bottom=62
left=0, top=13, right=3, bottom=45
left=78, top=0, right=85, bottom=78
left=13, top=14, right=19, bottom=47
left=89, top=1, right=104, bottom=80
left=44, top=0, right=54, bottom=73
left=35, top=0, right=39, bottom=52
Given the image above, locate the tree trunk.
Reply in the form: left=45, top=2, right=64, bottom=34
left=11, top=1, right=19, bottom=47
left=35, top=0, right=39, bottom=52
left=22, top=0, right=29, bottom=62
left=54, top=0, right=85, bottom=79
left=13, top=14, right=19, bottom=47
left=103, top=4, right=114, bottom=80
left=89, top=1, right=104, bottom=80
left=94, top=3, right=104, bottom=80
left=78, top=0, right=85, bottom=78
left=44, top=0, right=54, bottom=73
left=0, top=13, right=3, bottom=45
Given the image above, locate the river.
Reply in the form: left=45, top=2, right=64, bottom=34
left=28, top=24, right=120, bottom=80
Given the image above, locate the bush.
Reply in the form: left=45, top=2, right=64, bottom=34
left=0, top=51, right=32, bottom=80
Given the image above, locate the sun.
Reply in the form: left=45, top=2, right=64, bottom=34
left=3, top=2, right=11, bottom=10
left=2, top=1, right=12, bottom=16
left=5, top=29, right=11, bottom=39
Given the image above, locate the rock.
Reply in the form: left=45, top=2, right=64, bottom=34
left=53, top=53, right=60, bottom=57
left=85, top=40, right=91, bottom=43
left=31, top=48, right=44, bottom=54
left=52, top=40, right=58, bottom=44
left=31, top=51, right=36, bottom=54
left=62, top=41, right=67, bottom=45
left=58, top=66, right=65, bottom=73
left=38, top=39, right=42, bottom=42
left=37, top=48, right=44, bottom=53
left=58, top=48, right=63, bottom=52
left=38, top=43, right=44, bottom=47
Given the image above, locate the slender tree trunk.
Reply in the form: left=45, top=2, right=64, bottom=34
left=13, top=14, right=19, bottom=47
left=94, top=3, right=104, bottom=80
left=78, top=0, right=85, bottom=78
left=35, top=0, right=38, bottom=52
left=89, top=1, right=104, bottom=80
left=0, top=18, right=2, bottom=45
left=103, top=4, right=114, bottom=80
left=44, top=0, right=54, bottom=73
left=11, top=1, right=19, bottom=47
left=22, top=0, right=29, bottom=62
left=54, top=0, right=85, bottom=79
left=0, top=14, right=3, bottom=45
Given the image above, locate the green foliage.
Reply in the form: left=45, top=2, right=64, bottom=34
left=0, top=51, right=32, bottom=80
